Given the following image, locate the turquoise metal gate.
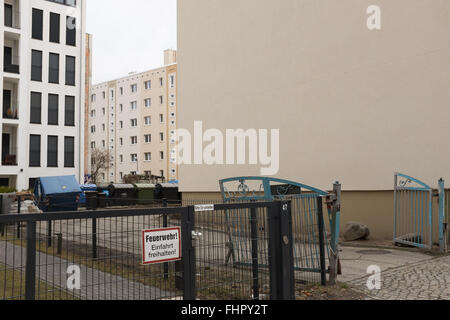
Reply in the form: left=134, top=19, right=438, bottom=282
left=394, top=173, right=433, bottom=249
left=219, top=177, right=341, bottom=285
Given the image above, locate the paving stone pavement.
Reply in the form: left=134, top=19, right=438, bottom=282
left=348, top=255, right=450, bottom=300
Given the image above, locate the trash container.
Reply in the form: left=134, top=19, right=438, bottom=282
left=109, top=184, right=137, bottom=206
left=34, top=176, right=82, bottom=212
left=80, top=184, right=98, bottom=206
left=134, top=184, right=156, bottom=205
left=85, top=191, right=98, bottom=210
left=97, top=192, right=107, bottom=208
left=155, top=183, right=181, bottom=202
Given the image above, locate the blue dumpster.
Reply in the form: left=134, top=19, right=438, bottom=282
left=79, top=184, right=97, bottom=205
left=34, top=176, right=82, bottom=212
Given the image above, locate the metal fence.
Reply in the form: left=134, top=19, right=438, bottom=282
left=394, top=173, right=433, bottom=249
left=0, top=200, right=297, bottom=300
left=394, top=173, right=450, bottom=253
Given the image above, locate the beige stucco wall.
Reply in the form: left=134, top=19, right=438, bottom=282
left=177, top=0, right=450, bottom=193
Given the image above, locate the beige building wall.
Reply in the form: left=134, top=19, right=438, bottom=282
left=139, top=67, right=168, bottom=179
left=88, top=51, right=178, bottom=184
left=178, top=0, right=450, bottom=240
left=166, top=64, right=178, bottom=182
left=178, top=0, right=450, bottom=191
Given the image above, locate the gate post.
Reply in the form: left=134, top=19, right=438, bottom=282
left=268, top=201, right=295, bottom=300
left=327, top=182, right=341, bottom=285
left=317, top=197, right=327, bottom=286
left=181, top=206, right=196, bottom=300
left=438, top=179, right=447, bottom=253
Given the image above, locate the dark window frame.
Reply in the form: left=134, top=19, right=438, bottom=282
left=66, top=16, right=76, bottom=46
left=29, top=135, right=41, bottom=167
left=32, top=8, right=43, bottom=40
left=47, top=135, right=58, bottom=168
left=64, top=136, right=75, bottom=168
left=48, top=94, right=59, bottom=125
left=65, top=95, right=75, bottom=126
left=31, top=50, right=43, bottom=82
left=65, top=55, right=76, bottom=86
left=30, top=92, right=42, bottom=124
left=49, top=12, right=61, bottom=43
left=49, top=53, right=60, bottom=84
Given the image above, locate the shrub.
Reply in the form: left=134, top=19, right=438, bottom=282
left=0, top=187, right=16, bottom=194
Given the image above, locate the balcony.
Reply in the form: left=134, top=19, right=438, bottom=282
left=1, top=126, right=18, bottom=167
left=3, top=80, right=19, bottom=120
left=4, top=1, right=21, bottom=30
left=4, top=33, right=20, bottom=75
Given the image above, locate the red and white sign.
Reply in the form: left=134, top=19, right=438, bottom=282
left=142, top=227, right=181, bottom=265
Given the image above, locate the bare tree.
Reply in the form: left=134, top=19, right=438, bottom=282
left=90, top=149, right=112, bottom=184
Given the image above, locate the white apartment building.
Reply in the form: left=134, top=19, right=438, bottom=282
left=0, top=0, right=86, bottom=191
left=88, top=50, right=178, bottom=184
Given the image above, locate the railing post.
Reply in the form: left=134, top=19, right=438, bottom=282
left=25, top=221, right=37, bottom=300
left=92, top=218, right=97, bottom=259
left=162, top=198, right=169, bottom=280
left=438, top=179, right=446, bottom=253
left=17, top=195, right=21, bottom=239
left=250, top=206, right=260, bottom=300
left=182, top=206, right=196, bottom=300
left=317, top=197, right=327, bottom=286
left=268, top=201, right=295, bottom=300
left=47, top=221, right=52, bottom=247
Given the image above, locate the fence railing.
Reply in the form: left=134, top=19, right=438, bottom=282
left=0, top=200, right=300, bottom=300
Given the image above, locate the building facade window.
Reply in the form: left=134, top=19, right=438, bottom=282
left=31, top=50, right=43, bottom=81
left=66, top=16, right=76, bottom=46
left=47, top=136, right=58, bottom=167
left=144, top=153, right=151, bottom=161
left=131, top=101, right=137, bottom=110
left=144, top=81, right=151, bottom=90
left=65, top=56, right=76, bottom=86
left=30, top=92, right=42, bottom=124
left=144, top=116, right=151, bottom=125
left=65, top=96, right=75, bottom=126
left=48, top=94, right=59, bottom=125
left=144, top=98, right=151, bottom=107
left=49, top=53, right=60, bottom=84
left=49, top=12, right=60, bottom=43
left=32, top=8, right=43, bottom=40
left=29, top=135, right=41, bottom=167
left=144, top=134, right=151, bottom=143
left=131, top=119, right=137, bottom=127
left=64, top=137, right=75, bottom=168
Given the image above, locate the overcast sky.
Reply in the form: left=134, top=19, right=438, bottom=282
left=86, top=0, right=177, bottom=84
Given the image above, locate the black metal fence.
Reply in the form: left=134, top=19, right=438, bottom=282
left=0, top=200, right=307, bottom=300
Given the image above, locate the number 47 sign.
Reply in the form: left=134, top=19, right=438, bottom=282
left=142, top=227, right=181, bottom=265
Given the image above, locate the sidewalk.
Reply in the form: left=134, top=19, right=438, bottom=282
left=338, top=245, right=450, bottom=300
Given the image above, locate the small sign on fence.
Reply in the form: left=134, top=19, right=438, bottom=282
left=142, top=227, right=181, bottom=265
left=194, top=204, right=215, bottom=212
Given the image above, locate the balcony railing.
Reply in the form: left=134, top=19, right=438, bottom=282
left=3, top=64, right=19, bottom=74
left=2, top=155, right=17, bottom=166
left=3, top=109, right=18, bottom=120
